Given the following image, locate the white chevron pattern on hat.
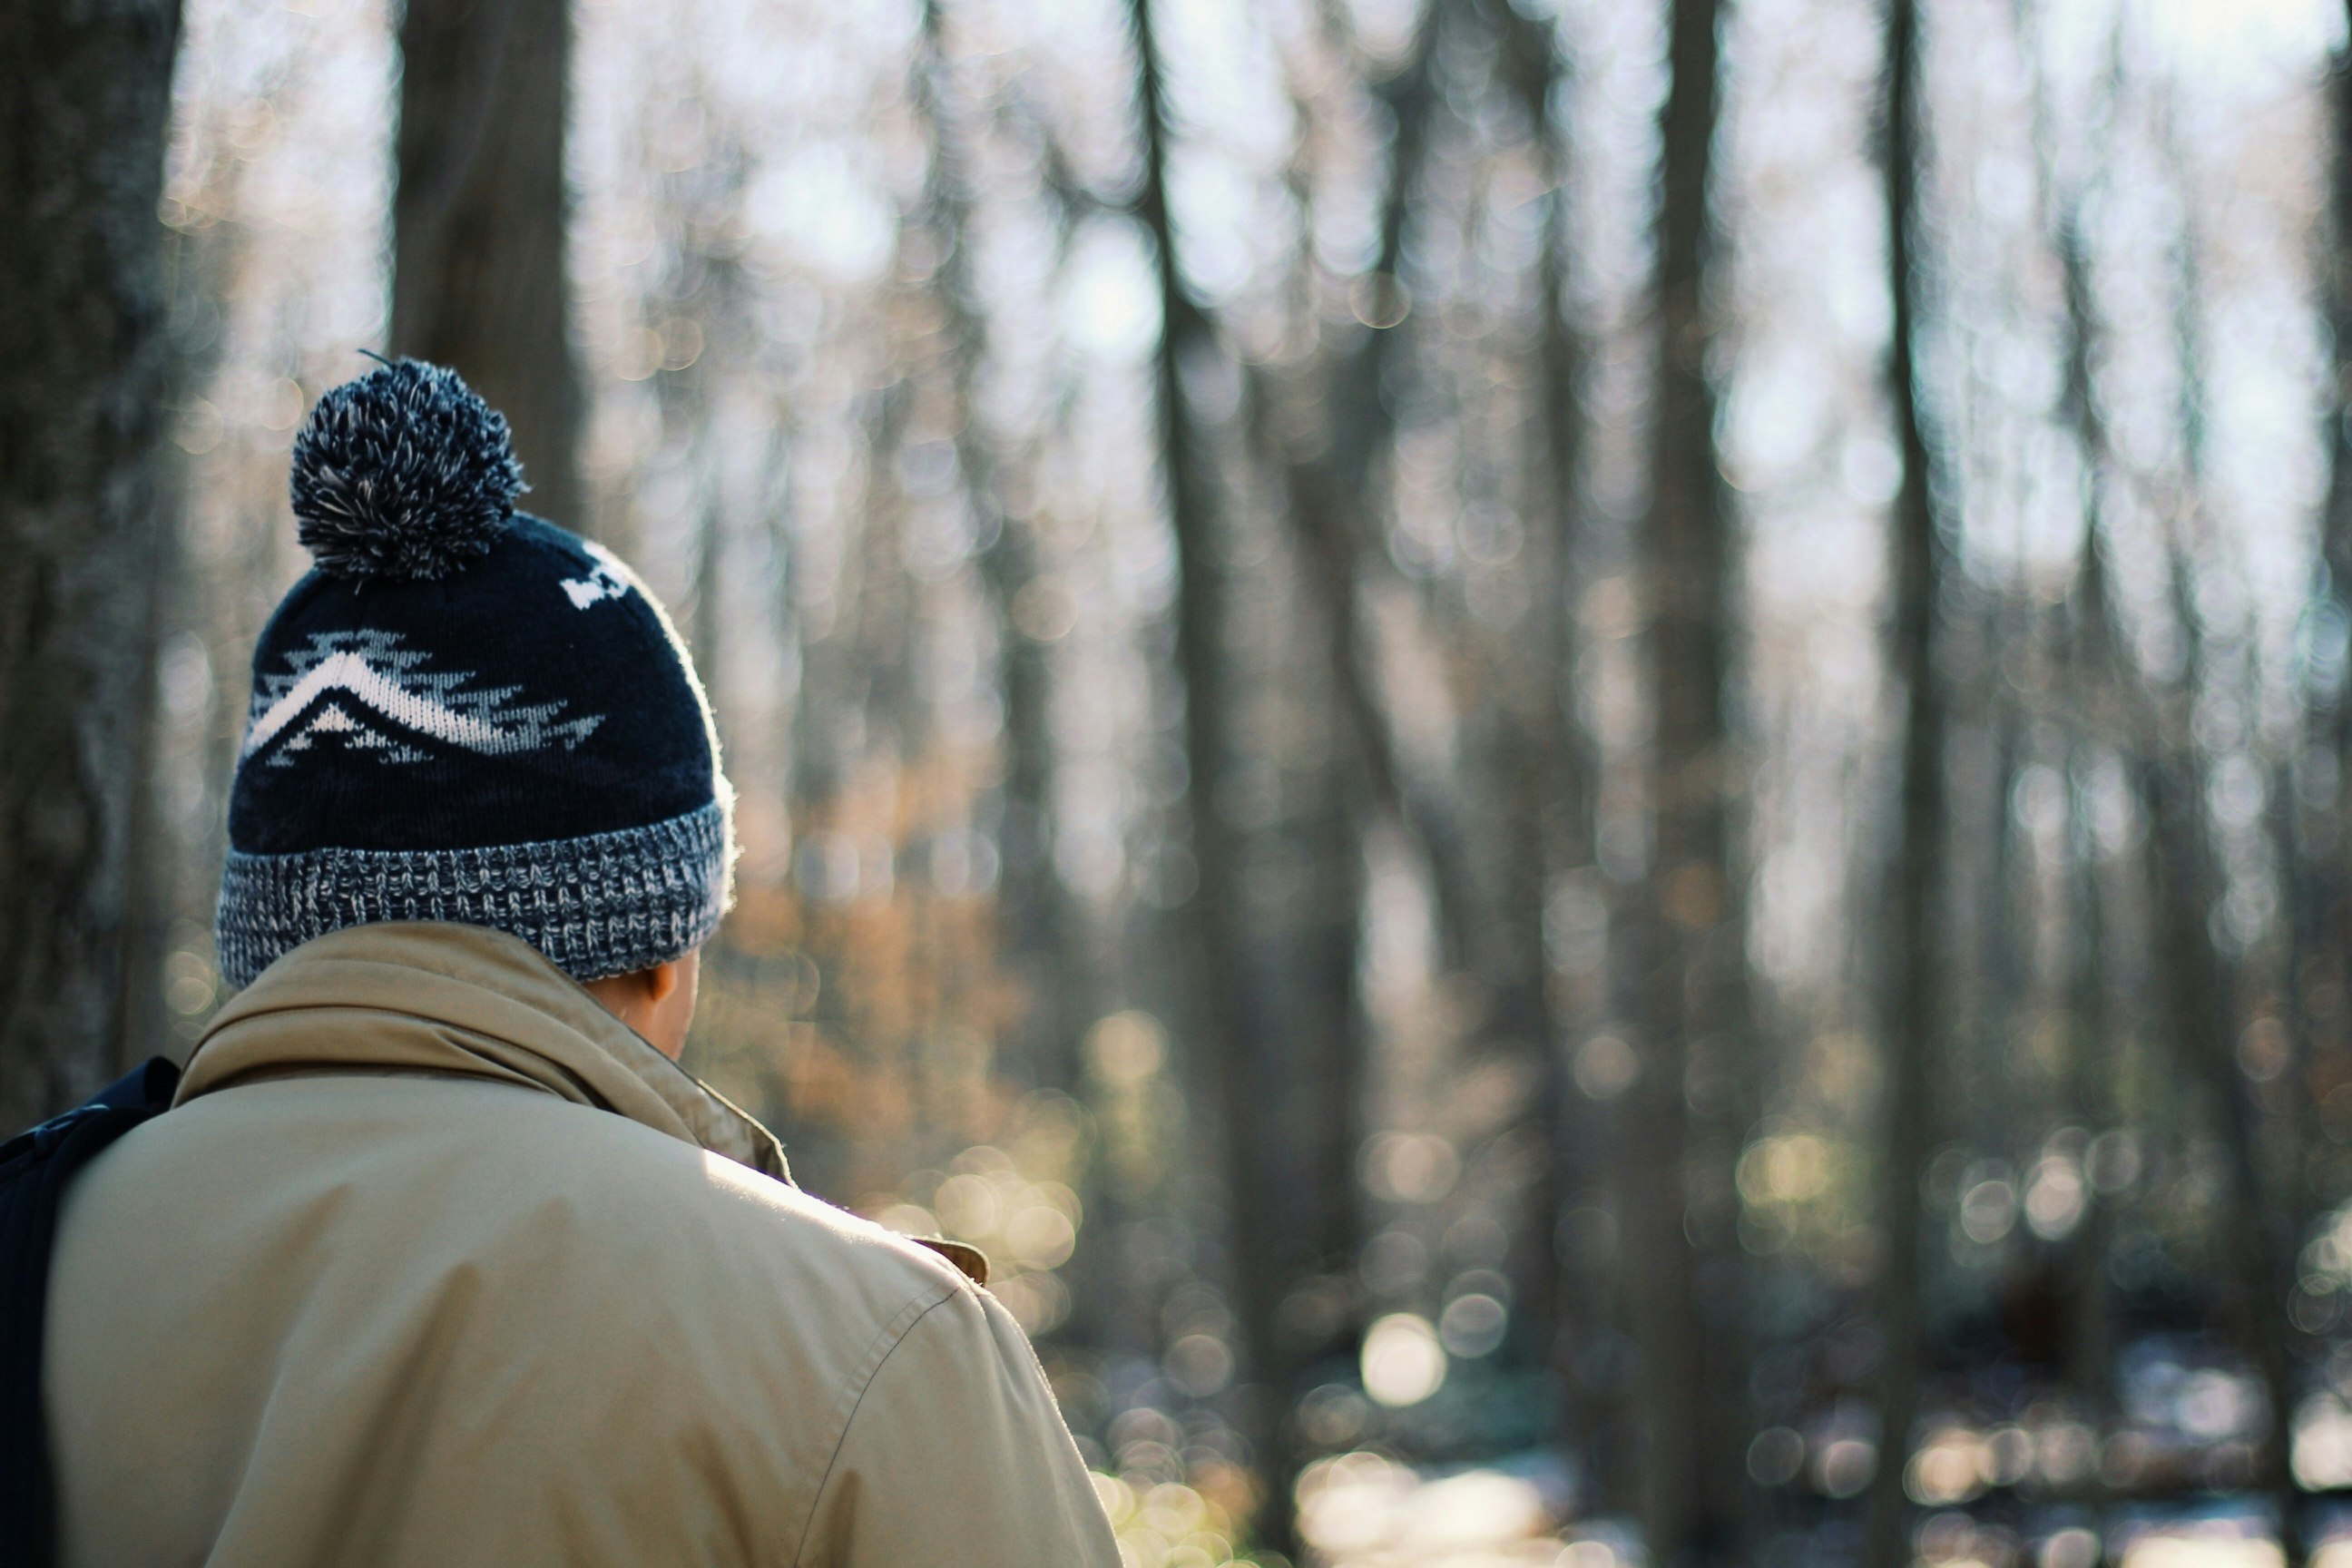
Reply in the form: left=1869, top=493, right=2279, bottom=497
left=241, top=630, right=604, bottom=764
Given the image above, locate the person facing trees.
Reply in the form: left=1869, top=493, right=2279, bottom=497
left=38, top=360, right=1119, bottom=1566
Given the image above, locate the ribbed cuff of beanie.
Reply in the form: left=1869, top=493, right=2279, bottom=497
left=216, top=803, right=731, bottom=990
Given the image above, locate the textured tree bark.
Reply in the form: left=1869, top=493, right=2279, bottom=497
left=0, top=0, right=182, bottom=1130
left=1625, top=0, right=1749, bottom=1561
left=1860, top=2, right=1950, bottom=1561
left=1129, top=0, right=1296, bottom=1549
left=393, top=0, right=583, bottom=531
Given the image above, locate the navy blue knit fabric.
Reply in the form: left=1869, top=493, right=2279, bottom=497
left=217, top=362, right=731, bottom=988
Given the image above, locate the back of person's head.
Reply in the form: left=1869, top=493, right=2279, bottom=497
left=214, top=358, right=731, bottom=991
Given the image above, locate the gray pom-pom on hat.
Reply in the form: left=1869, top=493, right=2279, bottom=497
left=289, top=358, right=526, bottom=581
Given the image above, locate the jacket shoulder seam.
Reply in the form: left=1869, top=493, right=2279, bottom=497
left=785, top=1280, right=963, bottom=1568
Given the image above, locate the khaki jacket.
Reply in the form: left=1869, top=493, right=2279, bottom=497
left=45, top=922, right=1119, bottom=1568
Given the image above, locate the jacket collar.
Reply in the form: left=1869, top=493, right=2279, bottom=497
left=185, top=921, right=789, bottom=1183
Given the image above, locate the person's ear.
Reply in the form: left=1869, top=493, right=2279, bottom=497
left=582, top=951, right=700, bottom=1060
left=583, top=960, right=677, bottom=1027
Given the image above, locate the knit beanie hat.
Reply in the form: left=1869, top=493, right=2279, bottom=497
left=214, top=358, right=732, bottom=990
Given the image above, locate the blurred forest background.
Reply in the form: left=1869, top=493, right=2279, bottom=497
left=10, top=0, right=2352, bottom=1563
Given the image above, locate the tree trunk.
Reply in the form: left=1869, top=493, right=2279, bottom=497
left=1627, top=0, right=1749, bottom=1561
left=1299, top=789, right=1367, bottom=1278
left=2140, top=742, right=2305, bottom=1561
left=0, top=0, right=181, bottom=1130
left=911, top=0, right=1082, bottom=1094
left=393, top=0, right=583, bottom=530
left=1477, top=0, right=1612, bottom=1473
left=2160, top=142, right=2308, bottom=1560
left=2035, top=54, right=2305, bottom=1550
left=909, top=0, right=1133, bottom=1363
left=1128, top=0, right=1295, bottom=1549
left=1259, top=0, right=1475, bottom=973
left=2061, top=734, right=2118, bottom=1433
left=1861, top=0, right=1950, bottom=1561
left=2142, top=550, right=2303, bottom=1568
left=1248, top=0, right=1453, bottom=1381
left=2330, top=6, right=2352, bottom=872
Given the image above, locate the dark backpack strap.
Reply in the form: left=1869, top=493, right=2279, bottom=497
left=0, top=1058, right=179, bottom=1568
